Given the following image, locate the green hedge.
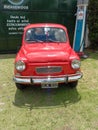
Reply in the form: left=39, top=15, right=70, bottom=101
left=88, top=0, right=98, bottom=48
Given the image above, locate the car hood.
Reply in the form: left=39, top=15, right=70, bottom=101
left=21, top=43, right=72, bottom=62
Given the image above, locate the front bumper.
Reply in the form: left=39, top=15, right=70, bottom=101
left=13, top=72, right=83, bottom=84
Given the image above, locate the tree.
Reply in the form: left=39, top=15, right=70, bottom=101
left=88, top=0, right=98, bottom=48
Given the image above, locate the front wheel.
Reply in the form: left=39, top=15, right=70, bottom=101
left=15, top=83, right=27, bottom=90
left=69, top=81, right=78, bottom=88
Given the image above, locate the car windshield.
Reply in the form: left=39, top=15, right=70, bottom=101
left=25, top=27, right=67, bottom=43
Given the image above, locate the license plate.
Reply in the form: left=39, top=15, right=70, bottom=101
left=41, top=82, right=58, bottom=88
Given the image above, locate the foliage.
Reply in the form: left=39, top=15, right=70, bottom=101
left=88, top=0, right=98, bottom=48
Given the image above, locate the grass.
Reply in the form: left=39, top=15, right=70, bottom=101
left=0, top=52, right=98, bottom=130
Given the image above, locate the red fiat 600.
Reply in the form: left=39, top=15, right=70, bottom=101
left=13, top=23, right=82, bottom=90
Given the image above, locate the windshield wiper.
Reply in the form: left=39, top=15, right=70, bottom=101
left=35, top=39, right=44, bottom=42
left=26, top=39, right=43, bottom=42
left=47, top=38, right=60, bottom=42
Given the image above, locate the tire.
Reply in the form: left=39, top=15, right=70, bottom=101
left=15, top=83, right=27, bottom=90
left=69, top=81, right=78, bottom=88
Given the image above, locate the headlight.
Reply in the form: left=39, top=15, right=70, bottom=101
left=15, top=60, right=26, bottom=71
left=71, top=59, right=81, bottom=69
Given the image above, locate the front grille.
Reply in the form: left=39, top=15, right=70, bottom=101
left=36, top=66, right=62, bottom=74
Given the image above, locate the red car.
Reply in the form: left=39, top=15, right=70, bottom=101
left=13, top=23, right=82, bottom=90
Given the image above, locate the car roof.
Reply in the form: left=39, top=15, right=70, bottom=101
left=24, top=23, right=67, bottom=31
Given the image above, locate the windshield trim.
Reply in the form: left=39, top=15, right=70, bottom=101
left=25, top=27, right=67, bottom=43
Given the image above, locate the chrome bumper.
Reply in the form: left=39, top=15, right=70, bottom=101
left=13, top=72, right=83, bottom=84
